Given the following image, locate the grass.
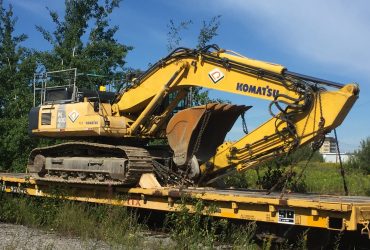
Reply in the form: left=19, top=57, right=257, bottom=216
left=0, top=193, right=262, bottom=249
left=303, top=163, right=370, bottom=195
left=226, top=162, right=370, bottom=196
left=0, top=193, right=145, bottom=248
left=165, top=198, right=258, bottom=249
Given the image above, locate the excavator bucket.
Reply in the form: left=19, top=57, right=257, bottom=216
left=166, top=103, right=251, bottom=166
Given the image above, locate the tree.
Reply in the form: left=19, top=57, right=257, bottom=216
left=348, top=137, right=370, bottom=174
left=192, top=15, right=223, bottom=106
left=166, top=15, right=221, bottom=52
left=166, top=19, right=192, bottom=52
left=36, top=0, right=131, bottom=88
left=197, top=15, right=221, bottom=49
left=166, top=16, right=225, bottom=106
left=0, top=0, right=38, bottom=171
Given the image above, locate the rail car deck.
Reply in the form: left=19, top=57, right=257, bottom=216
left=1, top=173, right=370, bottom=238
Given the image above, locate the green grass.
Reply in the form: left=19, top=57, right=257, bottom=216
left=226, top=162, right=370, bottom=196
left=0, top=194, right=145, bottom=248
left=0, top=193, right=262, bottom=249
left=303, top=163, right=370, bottom=196
left=165, top=199, right=258, bottom=249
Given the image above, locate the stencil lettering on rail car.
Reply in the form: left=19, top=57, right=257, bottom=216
left=278, top=209, right=295, bottom=224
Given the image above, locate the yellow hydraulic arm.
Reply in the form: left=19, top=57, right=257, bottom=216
left=114, top=47, right=297, bottom=114
left=200, top=84, right=358, bottom=184
left=113, top=45, right=359, bottom=184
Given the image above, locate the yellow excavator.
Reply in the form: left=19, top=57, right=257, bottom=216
left=27, top=45, right=359, bottom=187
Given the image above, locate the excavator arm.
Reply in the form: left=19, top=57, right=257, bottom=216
left=113, top=45, right=359, bottom=184
left=197, top=84, right=358, bottom=184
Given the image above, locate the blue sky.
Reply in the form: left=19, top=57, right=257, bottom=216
left=6, top=0, right=370, bottom=152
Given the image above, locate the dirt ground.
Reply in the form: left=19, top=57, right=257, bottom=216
left=0, top=223, right=172, bottom=250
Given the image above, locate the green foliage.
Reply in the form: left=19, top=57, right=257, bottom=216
left=303, top=162, right=370, bottom=195
left=230, top=162, right=370, bottom=196
left=257, top=162, right=307, bottom=193
left=192, top=16, right=225, bottom=106
left=256, top=145, right=323, bottom=192
left=0, top=194, right=144, bottom=247
left=166, top=19, right=192, bottom=52
left=226, top=146, right=322, bottom=192
left=288, top=145, right=324, bottom=163
left=197, top=15, right=221, bottom=49
left=190, top=87, right=231, bottom=106
left=347, top=137, right=370, bottom=174
left=0, top=1, right=35, bottom=117
left=223, top=146, right=327, bottom=192
left=224, top=171, right=249, bottom=188
left=228, top=222, right=257, bottom=249
left=166, top=16, right=229, bottom=106
left=165, top=198, right=257, bottom=249
left=0, top=117, right=38, bottom=172
left=166, top=199, right=223, bottom=248
left=0, top=1, right=38, bottom=172
left=36, top=0, right=131, bottom=87
left=166, top=16, right=221, bottom=52
left=0, top=194, right=259, bottom=248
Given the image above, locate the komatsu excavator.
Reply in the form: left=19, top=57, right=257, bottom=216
left=27, top=45, right=359, bottom=187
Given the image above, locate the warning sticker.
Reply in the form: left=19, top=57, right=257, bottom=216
left=278, top=209, right=295, bottom=224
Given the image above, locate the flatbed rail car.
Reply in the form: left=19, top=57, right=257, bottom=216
left=1, top=173, right=370, bottom=239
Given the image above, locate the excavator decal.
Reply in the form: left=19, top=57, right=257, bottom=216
left=236, top=82, right=280, bottom=97
left=208, top=68, right=224, bottom=83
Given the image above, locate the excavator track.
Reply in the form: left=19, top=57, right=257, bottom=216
left=27, top=142, right=153, bottom=186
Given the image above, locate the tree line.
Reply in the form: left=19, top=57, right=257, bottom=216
left=0, top=0, right=134, bottom=171
left=0, top=0, right=222, bottom=172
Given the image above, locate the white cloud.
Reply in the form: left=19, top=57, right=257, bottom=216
left=7, top=0, right=64, bottom=17
left=212, top=0, right=370, bottom=77
left=6, top=0, right=42, bottom=14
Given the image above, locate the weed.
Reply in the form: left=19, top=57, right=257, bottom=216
left=0, top=193, right=144, bottom=248
left=229, top=222, right=257, bottom=249
left=165, top=198, right=257, bottom=249
left=332, top=231, right=344, bottom=250
left=295, top=229, right=309, bottom=250
left=226, top=162, right=370, bottom=196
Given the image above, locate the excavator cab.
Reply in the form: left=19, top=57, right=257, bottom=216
left=29, top=69, right=118, bottom=134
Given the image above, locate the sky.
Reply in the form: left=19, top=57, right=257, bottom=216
left=5, top=0, right=370, bottom=152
